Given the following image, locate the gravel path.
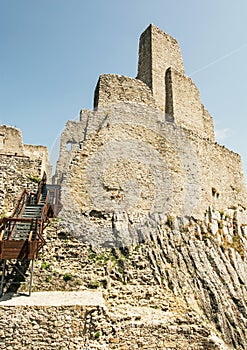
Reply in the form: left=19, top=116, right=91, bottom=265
left=0, top=290, right=105, bottom=306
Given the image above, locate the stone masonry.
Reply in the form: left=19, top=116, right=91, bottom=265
left=0, top=125, right=52, bottom=215
left=54, top=24, right=247, bottom=228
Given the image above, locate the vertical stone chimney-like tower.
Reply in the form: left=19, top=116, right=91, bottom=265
left=137, top=24, right=184, bottom=111
left=137, top=24, right=214, bottom=140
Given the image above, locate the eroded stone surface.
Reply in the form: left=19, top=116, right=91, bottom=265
left=1, top=210, right=245, bottom=349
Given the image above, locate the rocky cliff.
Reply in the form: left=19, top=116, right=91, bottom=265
left=3, top=206, right=245, bottom=349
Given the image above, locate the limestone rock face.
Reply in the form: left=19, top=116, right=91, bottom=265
left=48, top=209, right=247, bottom=349
left=11, top=211, right=245, bottom=349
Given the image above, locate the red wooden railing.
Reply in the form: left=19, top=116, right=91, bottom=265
left=0, top=172, right=51, bottom=260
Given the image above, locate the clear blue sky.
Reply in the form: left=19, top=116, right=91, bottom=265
left=1, top=0, right=247, bottom=176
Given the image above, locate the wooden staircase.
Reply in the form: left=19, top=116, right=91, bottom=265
left=0, top=173, right=59, bottom=296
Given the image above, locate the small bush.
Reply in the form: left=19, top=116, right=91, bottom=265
left=218, top=220, right=223, bottom=229
left=88, top=280, right=100, bottom=289
left=28, top=175, right=41, bottom=183
left=41, top=261, right=51, bottom=270
left=166, top=215, right=175, bottom=229
left=63, top=273, right=73, bottom=282
left=94, top=331, right=101, bottom=339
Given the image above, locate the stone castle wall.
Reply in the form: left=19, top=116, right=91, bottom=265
left=94, top=74, right=157, bottom=109
left=53, top=118, right=90, bottom=184
left=0, top=304, right=230, bottom=350
left=0, top=125, right=52, bottom=214
left=166, top=68, right=215, bottom=140
left=0, top=155, right=42, bottom=215
left=0, top=125, right=24, bottom=155
left=137, top=24, right=215, bottom=141
left=0, top=305, right=104, bottom=350
left=55, top=102, right=247, bottom=223
left=24, top=144, right=52, bottom=182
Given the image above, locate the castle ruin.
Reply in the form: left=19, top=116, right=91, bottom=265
left=55, top=24, right=247, bottom=244
left=1, top=24, right=247, bottom=350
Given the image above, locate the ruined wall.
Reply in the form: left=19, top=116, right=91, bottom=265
left=56, top=102, right=247, bottom=224
left=137, top=24, right=215, bottom=140
left=0, top=305, right=102, bottom=350
left=0, top=303, right=230, bottom=350
left=188, top=131, right=247, bottom=214
left=94, top=74, right=157, bottom=109
left=0, top=125, right=52, bottom=214
left=53, top=117, right=92, bottom=185
left=0, top=125, right=24, bottom=155
left=24, top=144, right=52, bottom=182
left=166, top=68, right=215, bottom=140
left=0, top=155, right=42, bottom=215
left=203, top=108, right=215, bottom=141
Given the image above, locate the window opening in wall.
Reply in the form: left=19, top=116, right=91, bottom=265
left=165, top=68, right=174, bottom=122
left=66, top=141, right=74, bottom=151
left=66, top=141, right=73, bottom=151
left=66, top=141, right=81, bottom=151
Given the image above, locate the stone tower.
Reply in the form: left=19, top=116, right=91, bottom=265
left=55, top=24, right=247, bottom=226
left=137, top=24, right=214, bottom=140
left=137, top=24, right=184, bottom=110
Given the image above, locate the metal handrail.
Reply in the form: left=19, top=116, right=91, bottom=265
left=0, top=218, right=33, bottom=240
left=11, top=189, right=28, bottom=218
left=0, top=172, right=50, bottom=247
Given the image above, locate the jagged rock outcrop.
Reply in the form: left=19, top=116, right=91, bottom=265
left=2, top=208, right=245, bottom=349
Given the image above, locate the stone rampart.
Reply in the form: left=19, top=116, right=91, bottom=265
left=54, top=24, right=246, bottom=222
left=0, top=304, right=230, bottom=350
left=53, top=118, right=91, bottom=184
left=166, top=68, right=215, bottom=140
